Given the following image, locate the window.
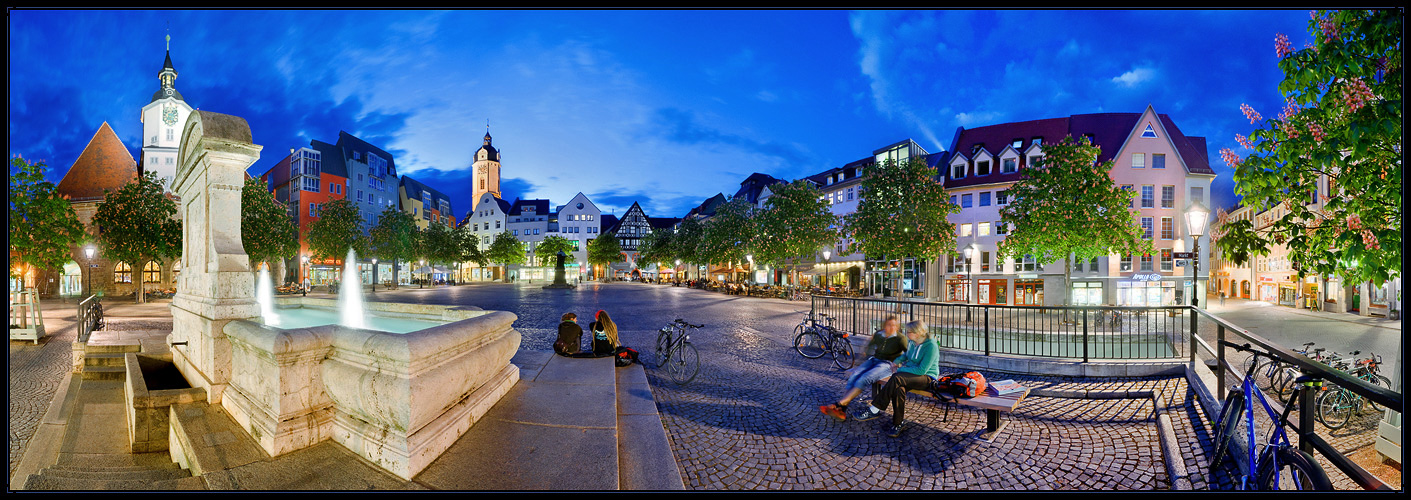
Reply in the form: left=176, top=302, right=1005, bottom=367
left=981, top=251, right=991, bottom=272
left=1074, top=258, right=1084, bottom=272
left=495, top=221, right=500, bottom=229
left=1161, top=186, right=1175, bottom=209
left=1190, top=187, right=1204, bottom=206
left=513, top=230, right=518, bottom=236
left=1153, top=153, right=1166, bottom=169
left=1161, top=217, right=1174, bottom=239
left=979, top=192, right=991, bottom=207
left=1122, top=185, right=1134, bottom=208
left=113, top=262, right=132, bottom=283
left=1161, top=249, right=1173, bottom=271
left=961, top=194, right=972, bottom=208
left=167, top=129, right=174, bottom=141
left=1141, top=217, right=1154, bottom=239
left=303, top=177, right=320, bottom=192
left=1121, top=254, right=1133, bottom=272
left=166, top=157, right=173, bottom=165
left=143, top=261, right=162, bottom=283
left=1132, top=153, right=1145, bottom=168
left=357, top=190, right=363, bottom=201
left=1141, top=186, right=1154, bottom=208
left=473, top=224, right=479, bottom=231
left=959, top=224, right=972, bottom=237
left=309, top=203, right=316, bottom=217
left=977, top=161, right=991, bottom=176
left=1141, top=124, right=1158, bottom=138
left=996, top=190, right=1008, bottom=205
left=978, top=222, right=991, bottom=236
left=847, top=187, right=854, bottom=201
left=172, top=261, right=181, bottom=281
left=1029, top=155, right=1042, bottom=168
left=1031, top=137, right=1043, bottom=146
left=534, top=229, right=540, bottom=235
left=1140, top=254, right=1153, bottom=271
left=1001, top=158, right=1017, bottom=173
left=995, top=221, right=1007, bottom=235
left=952, top=163, right=965, bottom=179
left=1012, top=139, right=1024, bottom=149
left=949, top=195, right=957, bottom=205
left=359, top=174, right=364, bottom=181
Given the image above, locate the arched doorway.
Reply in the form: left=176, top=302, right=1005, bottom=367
left=60, top=261, right=82, bottom=296
left=1241, top=280, right=1251, bottom=299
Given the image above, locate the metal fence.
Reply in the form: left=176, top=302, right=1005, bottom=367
left=77, top=294, right=103, bottom=343
left=809, top=295, right=1191, bottom=361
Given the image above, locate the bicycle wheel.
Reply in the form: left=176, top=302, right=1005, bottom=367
left=655, top=330, right=672, bottom=368
left=1210, top=389, right=1246, bottom=470
left=1315, top=388, right=1353, bottom=430
left=794, top=328, right=826, bottom=359
left=1255, top=446, right=1334, bottom=490
left=666, top=342, right=700, bottom=385
left=1365, top=374, right=1391, bottom=412
left=1254, top=360, right=1284, bottom=392
left=1270, top=365, right=1298, bottom=397
left=830, top=336, right=855, bottom=370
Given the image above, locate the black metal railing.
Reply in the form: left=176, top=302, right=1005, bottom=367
left=77, top=294, right=103, bottom=343
left=1193, top=308, right=1401, bottom=491
left=809, top=295, right=1191, bottom=361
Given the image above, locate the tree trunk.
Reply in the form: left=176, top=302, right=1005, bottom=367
left=135, top=260, right=145, bottom=304
left=1062, top=254, right=1073, bottom=323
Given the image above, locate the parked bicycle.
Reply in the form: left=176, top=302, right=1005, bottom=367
left=792, top=312, right=855, bottom=370
left=655, top=318, right=702, bottom=385
left=1314, top=352, right=1391, bottom=430
left=1211, top=341, right=1333, bottom=491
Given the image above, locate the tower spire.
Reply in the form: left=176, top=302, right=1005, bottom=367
left=166, top=21, right=170, bottom=51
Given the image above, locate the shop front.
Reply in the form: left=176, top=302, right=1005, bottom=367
left=1117, top=273, right=1175, bottom=306
left=866, top=258, right=924, bottom=298
left=1258, top=277, right=1276, bottom=303
left=946, top=276, right=969, bottom=302
left=1278, top=282, right=1297, bottom=307
left=59, top=261, right=82, bottom=297
left=1302, top=278, right=1319, bottom=310
left=977, top=278, right=1007, bottom=305
left=1070, top=281, right=1104, bottom=306
left=1014, top=279, right=1044, bottom=306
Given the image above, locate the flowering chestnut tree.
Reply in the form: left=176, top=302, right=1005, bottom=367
left=844, top=157, right=958, bottom=294
left=241, top=176, right=298, bottom=277
left=1217, top=9, right=1401, bottom=287
left=8, top=156, right=87, bottom=287
left=754, top=179, right=839, bottom=288
left=92, top=171, right=182, bottom=303
left=999, top=136, right=1153, bottom=307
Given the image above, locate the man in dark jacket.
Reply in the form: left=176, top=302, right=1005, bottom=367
left=553, top=313, right=584, bottom=356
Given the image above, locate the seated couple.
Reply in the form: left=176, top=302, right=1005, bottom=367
left=819, top=316, right=939, bottom=438
left=554, top=310, right=636, bottom=360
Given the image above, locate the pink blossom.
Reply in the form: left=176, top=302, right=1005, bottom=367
left=1341, top=78, right=1375, bottom=113
left=1307, top=121, right=1326, bottom=142
left=1321, top=18, right=1340, bottom=44
left=1219, top=148, right=1242, bottom=169
left=1361, top=229, right=1380, bottom=251
left=1235, top=133, right=1253, bottom=149
left=1240, top=103, right=1263, bottom=124
left=1275, top=33, right=1293, bottom=58
left=1347, top=214, right=1362, bottom=230
left=1278, top=99, right=1301, bottom=122
left=1283, top=121, right=1301, bottom=139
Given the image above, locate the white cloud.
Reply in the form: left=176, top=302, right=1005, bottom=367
left=1112, top=67, right=1156, bottom=87
left=955, top=111, right=1004, bottom=127
left=756, top=90, right=777, bottom=102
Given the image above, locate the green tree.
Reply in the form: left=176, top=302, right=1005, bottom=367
left=536, top=235, right=577, bottom=267
left=91, top=171, right=181, bottom=303
left=419, top=221, right=459, bottom=286
left=455, top=228, right=488, bottom=283
left=1218, top=9, right=1401, bottom=289
left=637, top=228, right=674, bottom=272
left=999, top=136, right=1153, bottom=308
left=306, top=198, right=368, bottom=265
left=587, top=233, right=625, bottom=281
left=8, top=156, right=87, bottom=290
left=485, top=230, right=526, bottom=282
left=754, top=179, right=839, bottom=288
left=672, top=218, right=705, bottom=279
left=370, top=207, right=417, bottom=289
left=844, top=157, right=958, bottom=294
left=700, top=198, right=757, bottom=282
left=240, top=176, right=298, bottom=274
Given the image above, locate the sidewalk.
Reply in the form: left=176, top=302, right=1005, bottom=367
left=1204, top=296, right=1400, bottom=331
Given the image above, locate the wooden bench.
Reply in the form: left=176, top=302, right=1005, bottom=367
left=897, top=382, right=1030, bottom=442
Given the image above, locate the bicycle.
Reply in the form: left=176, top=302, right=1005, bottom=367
left=792, top=312, right=855, bottom=370
left=1243, top=342, right=1314, bottom=394
left=1210, top=340, right=1333, bottom=490
left=655, top=318, right=702, bottom=385
left=1314, top=352, right=1390, bottom=430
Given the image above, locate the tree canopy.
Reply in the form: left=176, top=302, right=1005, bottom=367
left=306, top=198, right=367, bottom=262
left=1217, top=9, right=1401, bottom=287
left=8, top=156, right=87, bottom=283
left=843, top=157, right=958, bottom=264
left=699, top=198, right=756, bottom=277
left=637, top=228, right=674, bottom=269
left=536, top=235, right=577, bottom=266
left=240, top=176, right=298, bottom=271
left=587, top=233, right=625, bottom=280
left=485, top=230, right=526, bottom=282
left=92, top=171, right=181, bottom=302
left=754, top=179, right=839, bottom=284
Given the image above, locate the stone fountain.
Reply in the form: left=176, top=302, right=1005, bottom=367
left=167, top=110, right=521, bottom=480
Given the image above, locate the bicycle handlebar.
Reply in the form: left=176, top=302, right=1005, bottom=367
left=673, top=319, right=704, bottom=329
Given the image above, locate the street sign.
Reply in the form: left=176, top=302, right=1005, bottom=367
left=1173, top=252, right=1195, bottom=259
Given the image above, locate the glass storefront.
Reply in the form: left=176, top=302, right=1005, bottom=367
left=946, top=278, right=969, bottom=302
left=867, top=258, right=924, bottom=298
left=977, top=279, right=1006, bottom=305
left=1071, top=281, right=1103, bottom=306
left=1117, top=280, right=1175, bottom=306
left=1015, top=280, right=1044, bottom=306
left=1278, top=284, right=1296, bottom=307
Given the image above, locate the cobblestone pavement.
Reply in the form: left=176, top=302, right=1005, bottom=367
left=8, top=298, right=174, bottom=480
left=369, top=283, right=1231, bottom=490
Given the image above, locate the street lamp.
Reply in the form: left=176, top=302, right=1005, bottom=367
left=964, top=243, right=978, bottom=320
left=301, top=255, right=310, bottom=296
left=84, top=245, right=96, bottom=297
left=420, top=259, right=426, bottom=288
left=745, top=254, right=753, bottom=285
left=822, top=249, right=831, bottom=293
left=371, top=258, right=378, bottom=294
left=1186, top=200, right=1210, bottom=308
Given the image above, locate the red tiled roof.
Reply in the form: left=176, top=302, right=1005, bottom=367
left=56, top=122, right=138, bottom=201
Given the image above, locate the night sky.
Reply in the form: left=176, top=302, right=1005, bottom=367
left=10, top=10, right=1316, bottom=218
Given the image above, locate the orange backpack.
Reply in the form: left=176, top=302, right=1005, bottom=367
left=936, top=371, right=988, bottom=398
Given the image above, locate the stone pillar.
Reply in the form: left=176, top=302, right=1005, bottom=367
left=168, top=111, right=263, bottom=405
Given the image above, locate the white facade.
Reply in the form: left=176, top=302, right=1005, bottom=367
left=554, top=192, right=602, bottom=280
left=139, top=48, right=193, bottom=192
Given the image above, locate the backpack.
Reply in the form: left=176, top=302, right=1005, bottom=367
left=934, top=371, right=988, bottom=398
left=615, top=347, right=639, bottom=367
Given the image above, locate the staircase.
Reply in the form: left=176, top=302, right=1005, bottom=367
left=80, top=342, right=140, bottom=380
left=24, top=453, right=205, bottom=490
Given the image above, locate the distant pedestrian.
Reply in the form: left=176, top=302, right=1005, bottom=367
left=1220, top=292, right=1226, bottom=307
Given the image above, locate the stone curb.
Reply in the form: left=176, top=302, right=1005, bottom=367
left=10, top=369, right=81, bottom=490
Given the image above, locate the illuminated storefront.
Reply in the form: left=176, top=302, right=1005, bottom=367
left=1014, top=280, right=1044, bottom=306
left=1117, top=273, right=1176, bottom=306
left=1070, top=281, right=1104, bottom=306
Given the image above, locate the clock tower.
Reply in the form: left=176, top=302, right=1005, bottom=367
left=471, top=125, right=502, bottom=202
left=139, top=33, right=194, bottom=192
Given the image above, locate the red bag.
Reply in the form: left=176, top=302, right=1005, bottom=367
left=936, top=371, right=988, bottom=398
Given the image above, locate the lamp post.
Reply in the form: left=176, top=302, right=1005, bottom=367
left=822, top=249, right=831, bottom=294
left=1185, top=200, right=1210, bottom=308
left=371, top=258, right=378, bottom=294
left=964, top=243, right=978, bottom=321
left=745, top=254, right=753, bottom=286
left=420, top=259, right=426, bottom=288
left=301, top=255, right=310, bottom=296
left=84, top=245, right=96, bottom=297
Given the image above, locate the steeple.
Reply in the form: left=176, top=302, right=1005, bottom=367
left=152, top=27, right=183, bottom=103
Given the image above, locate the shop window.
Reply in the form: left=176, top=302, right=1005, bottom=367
left=114, top=262, right=132, bottom=283
left=143, top=261, right=162, bottom=283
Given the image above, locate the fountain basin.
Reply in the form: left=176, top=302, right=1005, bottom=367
left=219, top=297, right=521, bottom=480
left=125, top=353, right=207, bottom=453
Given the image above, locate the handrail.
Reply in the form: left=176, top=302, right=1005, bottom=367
left=77, top=294, right=100, bottom=343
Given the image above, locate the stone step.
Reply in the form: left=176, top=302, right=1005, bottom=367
left=83, top=353, right=127, bottom=367
left=37, top=466, right=192, bottom=482
left=57, top=452, right=181, bottom=469
left=24, top=473, right=205, bottom=491
left=84, top=343, right=142, bottom=354
left=81, top=366, right=125, bottom=381
left=49, top=463, right=182, bottom=473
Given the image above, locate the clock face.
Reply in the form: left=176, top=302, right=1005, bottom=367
left=477, top=165, right=487, bottom=174
left=162, top=104, right=178, bottom=126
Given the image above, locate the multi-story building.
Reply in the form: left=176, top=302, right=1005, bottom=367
left=1210, top=203, right=1258, bottom=300
left=262, top=142, right=349, bottom=285
left=940, top=106, right=1215, bottom=307
left=462, top=192, right=511, bottom=281
left=506, top=199, right=551, bottom=281
left=138, top=38, right=193, bottom=192
left=398, top=175, right=456, bottom=283
left=603, top=202, right=659, bottom=279
left=554, top=192, right=603, bottom=281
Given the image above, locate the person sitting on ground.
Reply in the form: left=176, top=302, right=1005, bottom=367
left=850, top=320, right=938, bottom=437
left=571, top=309, right=632, bottom=358
left=820, top=315, right=908, bottom=421
left=553, top=312, right=584, bottom=356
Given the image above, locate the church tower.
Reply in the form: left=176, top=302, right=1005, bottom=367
left=471, top=124, right=501, bottom=202
left=139, top=32, right=194, bottom=192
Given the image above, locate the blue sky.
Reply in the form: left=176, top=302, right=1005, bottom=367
left=10, top=9, right=1316, bottom=218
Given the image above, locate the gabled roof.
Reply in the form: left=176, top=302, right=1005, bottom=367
left=686, top=193, right=728, bottom=219
left=733, top=173, right=786, bottom=205
left=600, top=214, right=620, bottom=234
left=648, top=217, right=681, bottom=230
left=1157, top=115, right=1214, bottom=175
left=336, top=131, right=398, bottom=177
left=509, top=198, right=550, bottom=216
left=400, top=175, right=454, bottom=213
left=56, top=122, right=138, bottom=201
left=308, top=140, right=349, bottom=178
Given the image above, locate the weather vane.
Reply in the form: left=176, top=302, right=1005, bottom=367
left=166, top=21, right=170, bottom=51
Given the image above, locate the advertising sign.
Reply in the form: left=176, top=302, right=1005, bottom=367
left=1130, top=272, right=1163, bottom=282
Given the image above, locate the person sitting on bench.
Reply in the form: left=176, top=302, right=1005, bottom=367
left=819, top=316, right=907, bottom=421
left=853, top=320, right=938, bottom=437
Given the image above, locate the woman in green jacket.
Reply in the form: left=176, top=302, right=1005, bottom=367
left=853, top=320, right=938, bottom=437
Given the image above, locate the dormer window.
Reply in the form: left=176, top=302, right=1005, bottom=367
left=951, top=162, right=966, bottom=179
left=1031, top=137, right=1043, bottom=146
left=1001, top=158, right=1017, bottom=173
left=1082, top=133, right=1096, bottom=144
left=977, top=160, right=991, bottom=176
